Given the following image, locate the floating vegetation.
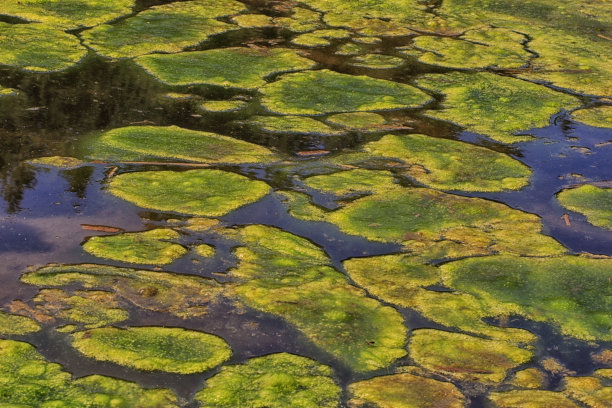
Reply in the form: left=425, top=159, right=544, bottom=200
left=557, top=185, right=612, bottom=231
left=108, top=169, right=271, bottom=217
left=0, top=311, right=40, bottom=335
left=0, top=0, right=135, bottom=29
left=362, top=133, right=531, bottom=191
left=231, top=14, right=274, bottom=28
left=135, top=48, right=315, bottom=89
left=222, top=225, right=407, bottom=372
left=33, top=288, right=129, bottom=328
left=561, top=376, right=612, bottom=408
left=274, top=7, right=322, bottom=33
left=441, top=255, right=612, bottom=341
left=261, top=70, right=432, bottom=115
left=0, top=23, right=87, bottom=72
left=326, top=112, right=387, bottom=130
left=71, top=326, right=232, bottom=374
left=0, top=339, right=179, bottom=406
left=488, top=390, right=579, bottom=408
left=26, top=156, right=85, bottom=169
left=349, top=54, right=405, bottom=69
left=244, top=115, right=344, bottom=135
left=347, top=372, right=466, bottom=407
left=82, top=0, right=245, bottom=58
left=291, top=29, right=352, bottom=47
left=277, top=191, right=327, bottom=222
left=22, top=264, right=223, bottom=319
left=409, top=329, right=533, bottom=385
left=199, top=100, right=248, bottom=113
left=195, top=353, right=341, bottom=407
left=194, top=244, right=215, bottom=258
left=571, top=106, right=612, bottom=128
left=416, top=72, right=580, bottom=143
left=88, top=125, right=278, bottom=163
left=413, top=28, right=530, bottom=70
left=304, top=169, right=396, bottom=197
left=509, top=368, right=547, bottom=389
left=83, top=228, right=187, bottom=265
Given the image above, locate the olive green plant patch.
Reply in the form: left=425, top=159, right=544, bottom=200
left=222, top=225, right=407, bottom=372
left=416, top=72, right=581, bottom=143
left=413, top=28, right=530, bottom=70
left=82, top=0, right=245, bottom=58
left=291, top=29, right=351, bottom=47
left=33, top=288, right=128, bottom=329
left=83, top=228, right=187, bottom=265
left=363, top=133, right=531, bottom=191
left=441, top=255, right=612, bottom=341
left=108, top=169, right=271, bottom=217
left=0, top=311, right=40, bottom=335
left=199, top=100, right=247, bottom=113
left=347, top=372, right=466, bottom=408
left=274, top=7, right=322, bottom=33
left=277, top=191, right=327, bottom=222
left=0, top=23, right=87, bottom=72
left=558, top=185, right=612, bottom=231
left=562, top=376, right=612, bottom=408
left=326, top=112, right=387, bottom=130
left=509, top=368, right=548, bottom=390
left=409, top=329, right=533, bottom=385
left=571, top=106, right=612, bottom=128
left=350, top=54, right=406, bottom=69
left=194, top=244, right=215, bottom=258
left=303, top=169, right=397, bottom=197
left=22, top=263, right=223, bottom=319
left=88, top=125, right=278, bottom=163
left=0, top=0, right=135, bottom=29
left=231, top=13, right=274, bottom=28
left=489, top=390, right=579, bottom=408
left=196, top=353, right=341, bottom=407
left=27, top=156, right=85, bottom=169
left=71, top=326, right=231, bottom=374
left=135, top=48, right=315, bottom=89
left=243, top=116, right=344, bottom=135
left=261, top=70, right=432, bottom=115
left=0, top=339, right=179, bottom=406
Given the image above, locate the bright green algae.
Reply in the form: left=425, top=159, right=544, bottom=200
left=108, top=169, right=271, bottom=217
left=71, top=326, right=231, bottom=374
left=261, top=70, right=433, bottom=115
left=0, top=23, right=87, bottom=72
left=0, top=311, right=40, bottom=335
left=558, top=185, right=612, bottom=231
left=441, top=255, right=612, bottom=341
left=88, top=125, right=278, bottom=163
left=81, top=0, right=245, bottom=59
left=222, top=225, right=407, bottom=372
left=135, top=48, right=316, bottom=89
left=571, top=106, right=612, bottom=128
left=409, top=329, right=533, bottom=385
left=416, top=72, right=581, bottom=143
left=347, top=372, right=466, bottom=408
left=0, top=339, right=179, bottom=407
left=363, top=133, right=531, bottom=191
left=33, top=289, right=128, bottom=329
left=83, top=228, right=187, bottom=265
left=0, top=0, right=134, bottom=29
left=21, top=263, right=223, bottom=319
left=195, top=353, right=341, bottom=407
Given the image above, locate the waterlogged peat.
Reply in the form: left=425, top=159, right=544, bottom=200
left=0, top=0, right=611, bottom=405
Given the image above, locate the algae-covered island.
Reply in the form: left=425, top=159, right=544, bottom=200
left=0, top=0, right=611, bottom=406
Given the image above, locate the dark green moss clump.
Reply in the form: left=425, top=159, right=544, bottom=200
left=196, top=353, right=341, bottom=407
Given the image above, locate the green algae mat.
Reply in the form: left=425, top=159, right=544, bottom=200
left=1, top=0, right=612, bottom=406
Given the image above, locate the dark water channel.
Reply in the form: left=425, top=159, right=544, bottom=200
left=0, top=5, right=611, bottom=406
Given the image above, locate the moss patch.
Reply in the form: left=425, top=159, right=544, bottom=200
left=363, top=133, right=531, bottom=191
left=0, top=339, right=178, bottom=406
left=22, top=263, right=223, bottom=319
left=0, top=0, right=134, bottom=29
left=222, top=225, right=407, bottom=372
left=441, top=255, right=612, bottom=341
left=261, top=70, right=432, bottom=115
left=509, top=368, right=547, bottom=389
left=416, top=72, right=580, bottom=143
left=277, top=191, right=327, bottom=222
left=108, top=169, right=271, bottom=217
left=194, top=244, right=215, bottom=258
left=0, top=23, right=87, bottom=72
left=304, top=169, right=396, bottom=197
left=82, top=0, right=244, bottom=58
left=0, top=311, right=40, bottom=335
left=350, top=54, right=405, bottom=69
left=244, top=116, right=343, bottom=135
left=347, top=372, right=466, bottom=408
left=291, top=29, right=351, bottom=47
left=196, top=353, right=340, bottom=407
left=88, top=125, right=278, bottom=164
left=83, top=228, right=187, bottom=265
left=562, top=376, right=612, bottom=408
left=571, top=106, right=612, bottom=128
left=199, top=100, right=247, bottom=113
left=326, top=112, right=387, bottom=130
left=489, top=390, right=579, bottom=408
left=72, top=326, right=231, bottom=374
left=409, top=329, right=533, bottom=385
left=557, top=185, right=612, bottom=231
left=136, top=48, right=315, bottom=89
left=26, top=156, right=85, bottom=169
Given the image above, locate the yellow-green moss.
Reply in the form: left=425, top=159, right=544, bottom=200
left=509, top=368, right=548, bottom=389
left=195, top=353, right=341, bottom=407
left=194, top=244, right=215, bottom=258
left=291, top=29, right=351, bottom=47
left=489, top=390, right=579, bottom=408
left=350, top=54, right=405, bottom=69
left=277, top=191, right=327, bottom=222
left=245, top=116, right=344, bottom=135
left=71, top=326, right=231, bottom=374
left=231, top=14, right=274, bottom=28
left=199, top=100, right=247, bottom=113
left=26, top=156, right=85, bottom=169
left=562, top=376, right=612, bottom=408
left=326, top=112, right=387, bottom=130
left=0, top=311, right=40, bottom=336
left=557, top=185, right=612, bottom=231
left=571, top=106, right=612, bottom=128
